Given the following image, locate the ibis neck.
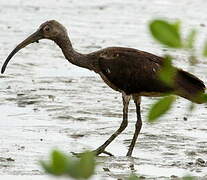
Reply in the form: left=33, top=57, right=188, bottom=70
left=55, top=35, right=92, bottom=70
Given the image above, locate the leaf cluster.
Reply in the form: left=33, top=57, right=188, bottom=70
left=41, top=150, right=95, bottom=179
left=148, top=19, right=207, bottom=122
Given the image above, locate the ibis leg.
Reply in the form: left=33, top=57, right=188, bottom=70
left=126, top=96, right=142, bottom=157
left=94, top=93, right=131, bottom=156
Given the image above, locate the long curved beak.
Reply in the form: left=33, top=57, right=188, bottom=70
left=1, top=30, right=43, bottom=74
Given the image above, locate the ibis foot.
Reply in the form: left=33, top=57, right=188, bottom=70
left=93, top=149, right=114, bottom=156
left=71, top=149, right=113, bottom=157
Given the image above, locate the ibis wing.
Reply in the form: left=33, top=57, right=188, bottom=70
left=96, top=47, right=172, bottom=95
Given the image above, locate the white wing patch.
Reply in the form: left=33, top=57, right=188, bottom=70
left=106, top=68, right=111, bottom=73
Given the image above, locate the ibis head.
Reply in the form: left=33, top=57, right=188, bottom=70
left=1, top=20, right=67, bottom=74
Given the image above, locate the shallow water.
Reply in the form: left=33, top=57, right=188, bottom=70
left=0, top=0, right=207, bottom=179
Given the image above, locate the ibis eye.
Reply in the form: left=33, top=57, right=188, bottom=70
left=44, top=26, right=50, bottom=32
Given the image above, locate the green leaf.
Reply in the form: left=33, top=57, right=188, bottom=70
left=51, top=150, right=71, bottom=175
left=186, top=29, right=196, bottom=49
left=159, top=55, right=177, bottom=86
left=40, top=161, right=54, bottom=174
left=148, top=95, right=176, bottom=122
left=195, top=93, right=207, bottom=103
left=66, top=160, right=82, bottom=179
left=52, top=150, right=71, bottom=175
left=40, top=150, right=71, bottom=176
left=172, top=20, right=181, bottom=35
left=128, top=174, right=140, bottom=180
left=201, top=93, right=207, bottom=102
left=203, top=40, right=207, bottom=57
left=182, top=175, right=195, bottom=180
left=77, top=151, right=96, bottom=179
left=149, top=19, right=182, bottom=48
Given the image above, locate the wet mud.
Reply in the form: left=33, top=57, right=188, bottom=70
left=0, top=0, right=207, bottom=179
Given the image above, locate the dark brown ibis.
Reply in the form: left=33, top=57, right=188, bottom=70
left=1, top=20, right=205, bottom=157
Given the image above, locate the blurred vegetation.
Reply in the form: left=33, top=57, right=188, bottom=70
left=148, top=19, right=207, bottom=122
left=149, top=20, right=182, bottom=48
left=148, top=95, right=176, bottom=122
left=40, top=150, right=96, bottom=179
